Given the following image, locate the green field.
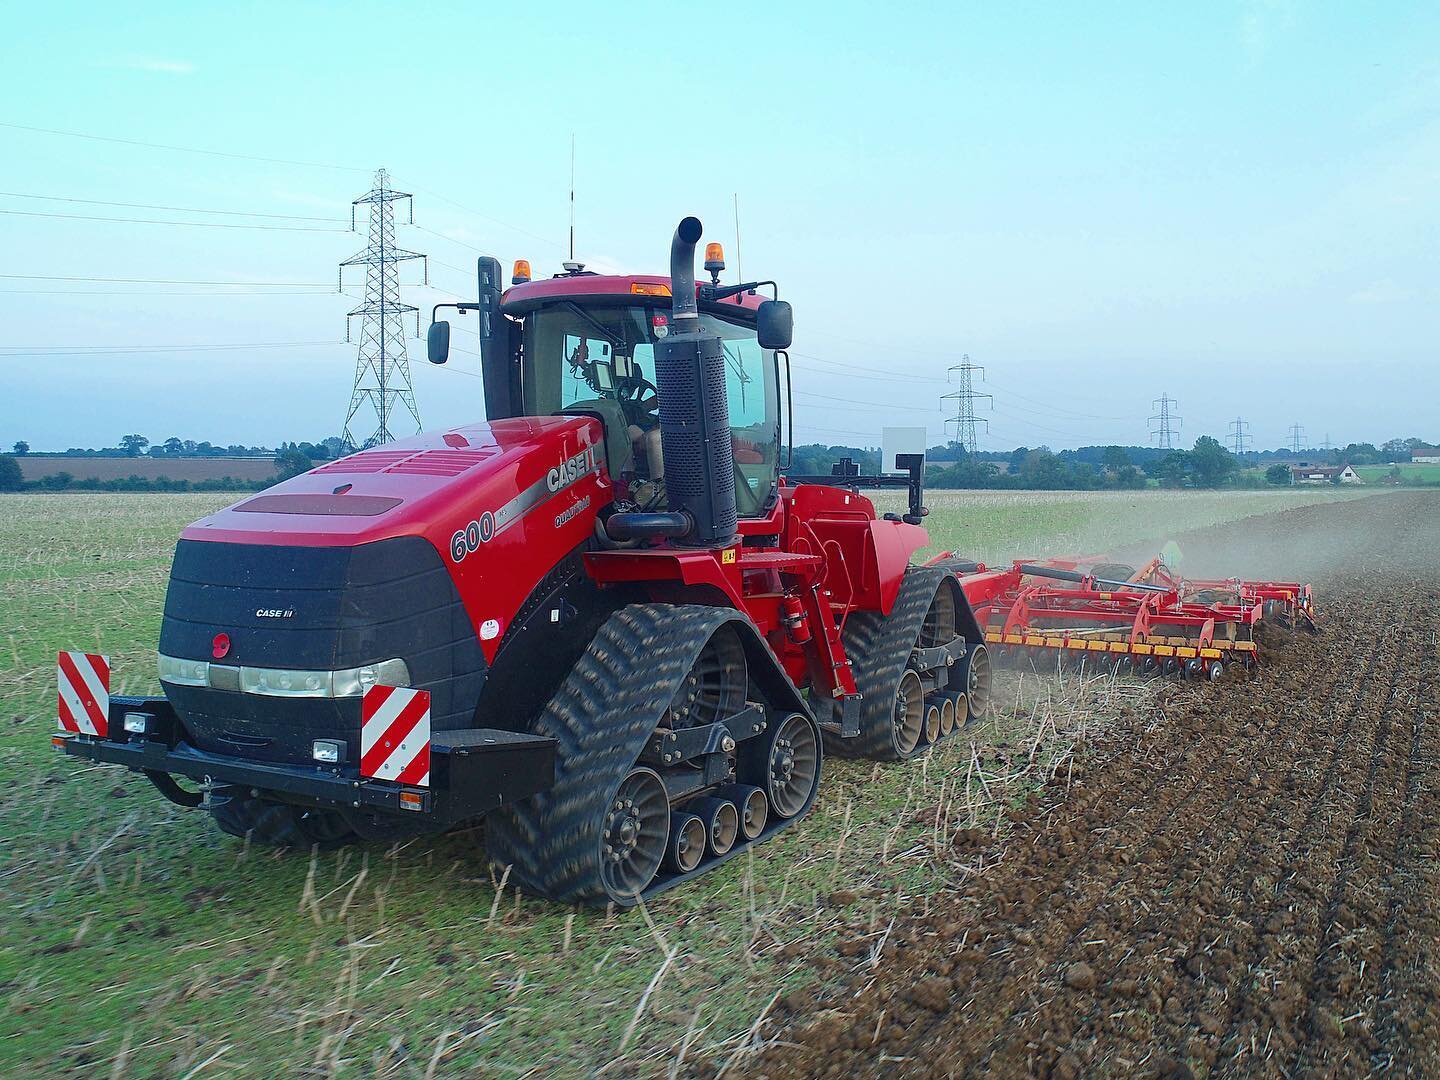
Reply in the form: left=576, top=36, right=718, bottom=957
left=0, top=489, right=1381, bottom=1076
left=1351, top=462, right=1440, bottom=484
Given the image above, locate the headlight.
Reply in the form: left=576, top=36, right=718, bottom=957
left=157, top=654, right=209, bottom=686
left=122, top=712, right=149, bottom=735
left=312, top=739, right=344, bottom=764
left=239, top=666, right=332, bottom=698
left=331, top=659, right=411, bottom=697
left=157, top=653, right=410, bottom=698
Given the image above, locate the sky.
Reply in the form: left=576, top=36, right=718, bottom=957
left=2, top=1, right=1437, bottom=454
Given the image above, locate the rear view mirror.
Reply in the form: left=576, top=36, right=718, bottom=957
left=427, top=320, right=451, bottom=365
left=757, top=300, right=793, bottom=350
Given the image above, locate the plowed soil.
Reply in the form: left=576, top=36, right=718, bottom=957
left=758, top=492, right=1440, bottom=1078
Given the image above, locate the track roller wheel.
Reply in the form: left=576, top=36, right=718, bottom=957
left=741, top=711, right=821, bottom=820
left=600, top=767, right=671, bottom=900
left=923, top=700, right=942, bottom=743
left=689, top=797, right=739, bottom=856
left=938, top=695, right=956, bottom=736
left=715, top=784, right=768, bottom=841
left=666, top=812, right=706, bottom=873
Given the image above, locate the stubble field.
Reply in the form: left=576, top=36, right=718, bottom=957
left=0, top=488, right=1430, bottom=1077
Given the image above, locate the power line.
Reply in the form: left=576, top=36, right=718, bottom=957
left=411, top=184, right=563, bottom=250
left=0, top=288, right=342, bottom=296
left=0, top=190, right=344, bottom=222
left=0, top=273, right=334, bottom=286
left=0, top=119, right=365, bottom=172
left=940, top=354, right=992, bottom=453
left=790, top=352, right=943, bottom=383
left=0, top=207, right=349, bottom=232
left=1149, top=393, right=1181, bottom=449
left=1288, top=422, right=1306, bottom=454
left=0, top=341, right=341, bottom=356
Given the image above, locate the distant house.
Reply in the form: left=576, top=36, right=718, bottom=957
left=1411, top=446, right=1440, bottom=464
left=1289, top=463, right=1362, bottom=485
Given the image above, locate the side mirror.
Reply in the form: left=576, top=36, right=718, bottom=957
left=756, top=300, right=793, bottom=350
left=427, top=320, right=451, bottom=365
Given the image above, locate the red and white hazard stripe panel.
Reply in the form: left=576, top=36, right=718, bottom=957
left=57, top=651, right=110, bottom=737
left=360, top=685, right=430, bottom=787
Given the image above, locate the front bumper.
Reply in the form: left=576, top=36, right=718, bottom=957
left=58, top=695, right=556, bottom=824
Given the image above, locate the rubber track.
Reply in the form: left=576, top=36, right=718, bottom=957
left=830, top=566, right=948, bottom=761
left=210, top=794, right=356, bottom=849
left=484, top=603, right=757, bottom=905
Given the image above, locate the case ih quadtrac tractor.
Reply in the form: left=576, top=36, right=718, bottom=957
left=54, top=217, right=1318, bottom=903
left=52, top=216, right=996, bottom=905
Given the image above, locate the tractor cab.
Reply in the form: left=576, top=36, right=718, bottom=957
left=429, top=254, right=790, bottom=519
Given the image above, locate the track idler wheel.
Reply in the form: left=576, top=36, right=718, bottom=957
left=740, top=711, right=821, bottom=820
left=600, top=767, right=671, bottom=901
left=715, top=783, right=768, bottom=841
left=666, top=625, right=747, bottom=728
left=957, top=644, right=992, bottom=721
left=666, top=812, right=706, bottom=873
left=893, top=670, right=926, bottom=755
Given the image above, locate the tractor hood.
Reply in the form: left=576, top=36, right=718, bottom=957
left=182, top=416, right=609, bottom=550
left=155, top=416, right=614, bottom=764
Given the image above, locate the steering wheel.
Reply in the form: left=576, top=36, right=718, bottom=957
left=618, top=377, right=660, bottom=427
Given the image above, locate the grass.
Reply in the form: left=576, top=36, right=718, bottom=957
left=0, top=489, right=1378, bottom=1076
left=879, top=486, right=1375, bottom=565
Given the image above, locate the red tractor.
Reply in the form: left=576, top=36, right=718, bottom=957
left=54, top=217, right=992, bottom=906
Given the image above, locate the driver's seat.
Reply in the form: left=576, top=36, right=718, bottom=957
left=559, top=398, right=635, bottom=480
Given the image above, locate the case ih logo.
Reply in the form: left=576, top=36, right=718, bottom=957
left=255, top=608, right=294, bottom=619
left=547, top=446, right=598, bottom=493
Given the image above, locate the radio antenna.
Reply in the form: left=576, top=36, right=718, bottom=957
left=568, top=134, right=576, bottom=262
left=733, top=192, right=742, bottom=282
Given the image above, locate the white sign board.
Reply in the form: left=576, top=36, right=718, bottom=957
left=881, top=427, right=927, bottom=475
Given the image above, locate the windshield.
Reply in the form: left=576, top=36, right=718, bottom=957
left=522, top=303, right=779, bottom=515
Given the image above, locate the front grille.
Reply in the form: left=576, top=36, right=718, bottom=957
left=159, top=536, right=486, bottom=766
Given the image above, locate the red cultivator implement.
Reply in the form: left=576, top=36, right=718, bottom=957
left=937, top=553, right=1317, bottom=680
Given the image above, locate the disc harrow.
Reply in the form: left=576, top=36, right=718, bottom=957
left=935, top=553, right=1317, bottom=678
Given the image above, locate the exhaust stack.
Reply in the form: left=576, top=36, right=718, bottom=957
left=651, top=217, right=738, bottom=547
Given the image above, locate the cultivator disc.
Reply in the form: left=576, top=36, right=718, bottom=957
left=934, top=552, right=1316, bottom=679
